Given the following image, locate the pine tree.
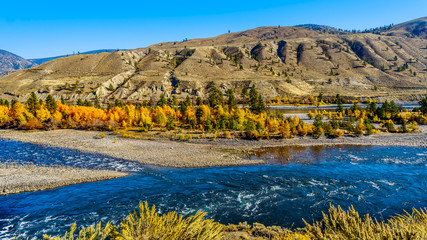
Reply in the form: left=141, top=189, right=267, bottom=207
left=84, top=99, right=93, bottom=107
left=45, top=95, right=57, bottom=114
left=257, top=95, right=265, bottom=113
left=166, top=114, right=175, bottom=130
left=226, top=89, right=236, bottom=109
left=172, top=96, right=178, bottom=107
left=76, top=98, right=83, bottom=106
left=196, top=97, right=202, bottom=106
left=157, top=94, right=167, bottom=107
left=185, top=95, right=192, bottom=107
left=336, top=95, right=344, bottom=113
left=26, top=92, right=40, bottom=114
left=249, top=87, right=260, bottom=113
left=208, top=85, right=223, bottom=109
left=241, top=87, right=248, bottom=105
left=419, top=97, right=427, bottom=115
left=94, top=95, right=101, bottom=108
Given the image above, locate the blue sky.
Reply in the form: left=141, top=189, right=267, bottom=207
left=2, top=0, right=426, bottom=59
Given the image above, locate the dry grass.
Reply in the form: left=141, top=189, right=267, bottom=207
left=112, top=202, right=224, bottom=240
left=304, top=205, right=427, bottom=239
left=41, top=203, right=427, bottom=240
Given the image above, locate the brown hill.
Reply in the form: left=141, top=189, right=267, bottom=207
left=386, top=17, right=427, bottom=39
left=1, top=19, right=427, bottom=103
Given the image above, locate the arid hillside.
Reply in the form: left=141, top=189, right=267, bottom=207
left=1, top=17, right=427, bottom=102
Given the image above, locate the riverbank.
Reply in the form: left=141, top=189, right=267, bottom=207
left=201, top=131, right=427, bottom=149
left=0, top=129, right=426, bottom=169
left=0, top=162, right=128, bottom=195
left=0, top=129, right=264, bottom=168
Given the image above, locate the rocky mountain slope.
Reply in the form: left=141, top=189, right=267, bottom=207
left=1, top=17, right=427, bottom=102
left=0, top=50, right=37, bottom=76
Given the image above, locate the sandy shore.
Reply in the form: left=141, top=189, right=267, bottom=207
left=0, top=129, right=264, bottom=168
left=201, top=131, right=427, bottom=149
left=0, top=129, right=426, bottom=168
left=0, top=162, right=128, bottom=195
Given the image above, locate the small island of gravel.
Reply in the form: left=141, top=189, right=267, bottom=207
left=0, top=162, right=128, bottom=195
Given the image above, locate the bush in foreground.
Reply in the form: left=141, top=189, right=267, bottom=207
left=43, top=201, right=223, bottom=240
left=42, top=203, right=427, bottom=240
left=304, top=205, right=427, bottom=239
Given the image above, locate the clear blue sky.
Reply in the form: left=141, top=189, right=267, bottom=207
left=1, top=0, right=426, bottom=59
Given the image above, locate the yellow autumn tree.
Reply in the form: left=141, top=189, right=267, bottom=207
left=0, top=105, right=9, bottom=122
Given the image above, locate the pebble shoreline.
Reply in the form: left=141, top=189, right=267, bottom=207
left=0, top=129, right=264, bottom=168
left=0, top=129, right=425, bottom=195
left=0, top=162, right=128, bottom=195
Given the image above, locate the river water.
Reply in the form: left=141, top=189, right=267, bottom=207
left=0, top=139, right=426, bottom=239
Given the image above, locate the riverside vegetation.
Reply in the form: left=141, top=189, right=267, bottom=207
left=0, top=85, right=426, bottom=140
left=40, top=202, right=427, bottom=240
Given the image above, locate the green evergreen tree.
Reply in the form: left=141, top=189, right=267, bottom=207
left=257, top=95, right=265, bottom=113
left=60, top=96, right=66, bottom=105
left=157, top=94, right=167, bottom=107
left=172, top=96, right=178, bottom=107
left=84, top=99, right=93, bottom=107
left=336, top=95, right=344, bottom=113
left=241, top=87, right=249, bottom=104
left=115, top=99, right=124, bottom=108
left=368, top=102, right=377, bottom=113
left=205, top=118, right=213, bottom=132
left=94, top=95, right=101, bottom=108
left=389, top=101, right=399, bottom=116
left=196, top=97, right=202, bottom=106
left=26, top=92, right=40, bottom=114
left=226, top=89, right=236, bottom=109
left=76, top=98, right=83, bottom=106
left=419, top=97, right=427, bottom=115
left=379, top=101, right=389, bottom=118
left=249, top=87, right=260, bottom=113
left=11, top=99, right=17, bottom=108
left=208, top=85, right=223, bottom=109
left=185, top=95, right=192, bottom=107
left=195, top=106, right=204, bottom=124
left=166, top=114, right=175, bottom=130
left=45, top=95, right=57, bottom=114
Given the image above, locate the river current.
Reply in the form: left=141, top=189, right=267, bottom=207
left=0, top=139, right=426, bottom=239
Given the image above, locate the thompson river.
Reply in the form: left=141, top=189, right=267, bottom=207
left=0, top=139, right=426, bottom=239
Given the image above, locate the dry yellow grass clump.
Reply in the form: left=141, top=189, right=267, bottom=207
left=42, top=203, right=427, bottom=240
left=304, top=205, right=427, bottom=239
left=43, top=202, right=224, bottom=240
